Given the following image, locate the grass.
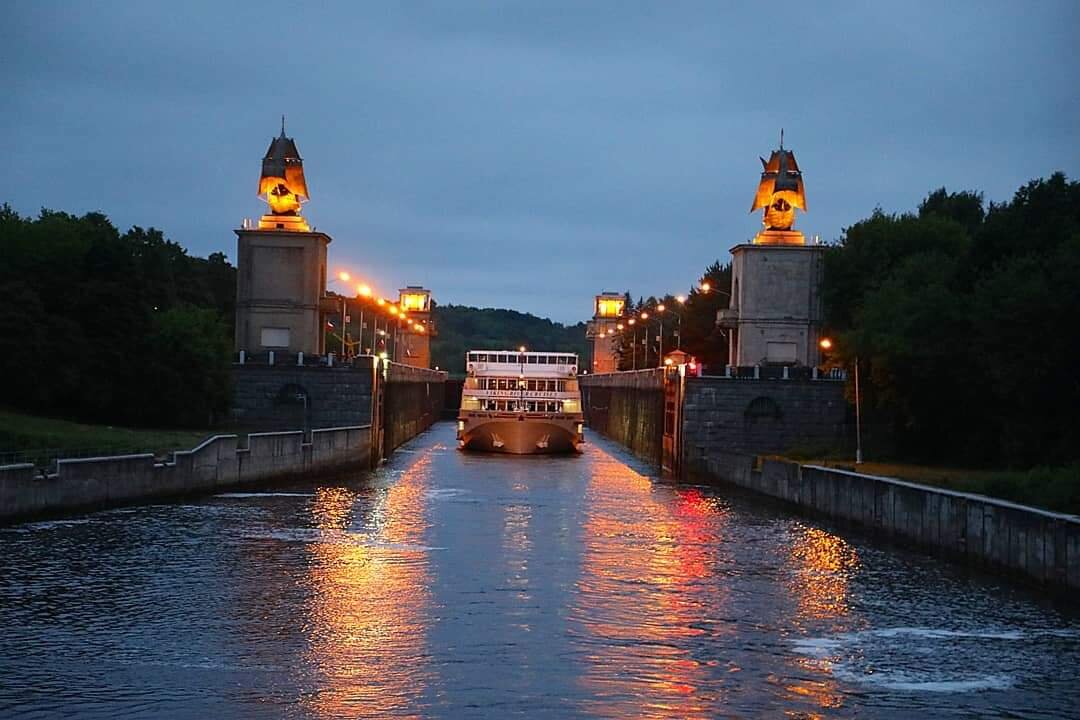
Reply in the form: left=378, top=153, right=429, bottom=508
left=0, top=408, right=210, bottom=466
left=780, top=455, right=1080, bottom=516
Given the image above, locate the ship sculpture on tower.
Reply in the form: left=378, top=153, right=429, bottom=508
left=748, top=130, right=807, bottom=245
left=257, top=117, right=311, bottom=231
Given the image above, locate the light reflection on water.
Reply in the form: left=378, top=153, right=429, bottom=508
left=0, top=424, right=1078, bottom=719
left=301, top=453, right=435, bottom=718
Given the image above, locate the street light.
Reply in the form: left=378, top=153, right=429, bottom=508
left=627, top=318, right=638, bottom=370
left=820, top=337, right=862, bottom=465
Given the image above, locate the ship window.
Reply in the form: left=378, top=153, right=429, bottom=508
left=527, top=380, right=536, bottom=391
left=527, top=355, right=537, bottom=364
left=500, top=354, right=509, bottom=363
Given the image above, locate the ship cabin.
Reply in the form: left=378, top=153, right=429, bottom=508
left=461, top=350, right=581, bottom=415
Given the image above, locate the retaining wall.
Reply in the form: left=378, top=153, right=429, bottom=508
left=230, top=357, right=375, bottom=430
left=383, top=363, right=446, bottom=453
left=700, top=453, right=1080, bottom=591
left=0, top=425, right=370, bottom=523
left=580, top=370, right=665, bottom=466
left=681, top=375, right=847, bottom=475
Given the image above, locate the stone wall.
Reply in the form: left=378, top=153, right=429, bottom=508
left=230, top=356, right=375, bottom=431
left=383, top=363, right=446, bottom=453
left=681, top=375, right=847, bottom=475
left=0, top=426, right=370, bottom=523
left=701, top=453, right=1080, bottom=591
left=580, top=370, right=665, bottom=466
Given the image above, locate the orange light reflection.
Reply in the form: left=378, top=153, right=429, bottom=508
left=301, top=452, right=436, bottom=718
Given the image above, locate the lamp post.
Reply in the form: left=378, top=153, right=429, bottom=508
left=674, top=295, right=686, bottom=349
left=854, top=355, right=863, bottom=465
left=655, top=304, right=666, bottom=366
left=628, top=318, right=637, bottom=370
left=820, top=337, right=862, bottom=465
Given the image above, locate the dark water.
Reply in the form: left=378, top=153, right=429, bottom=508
left=2, top=423, right=1078, bottom=719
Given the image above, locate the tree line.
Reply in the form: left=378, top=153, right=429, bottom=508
left=822, top=173, right=1079, bottom=468
left=0, top=205, right=235, bottom=429
left=431, top=304, right=588, bottom=374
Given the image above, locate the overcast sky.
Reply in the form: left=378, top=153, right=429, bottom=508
left=4, top=1, right=1077, bottom=323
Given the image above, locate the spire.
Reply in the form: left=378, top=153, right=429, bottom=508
left=281, top=114, right=286, bottom=137
left=780, top=127, right=784, bottom=150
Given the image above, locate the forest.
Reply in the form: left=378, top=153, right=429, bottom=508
left=0, top=205, right=235, bottom=428
left=821, top=173, right=1080, bottom=468
left=431, top=304, right=588, bottom=374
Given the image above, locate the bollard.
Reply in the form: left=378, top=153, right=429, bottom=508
left=268, top=350, right=275, bottom=365
left=725, top=365, right=732, bottom=378
left=782, top=366, right=789, bottom=380
left=297, top=351, right=304, bottom=366
left=328, top=353, right=334, bottom=367
left=812, top=366, right=819, bottom=380
left=239, top=350, right=246, bottom=365
left=754, top=365, right=760, bottom=379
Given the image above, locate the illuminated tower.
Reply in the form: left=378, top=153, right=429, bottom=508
left=397, top=286, right=435, bottom=368
left=586, top=292, right=625, bottom=373
left=234, top=121, right=332, bottom=355
left=718, top=135, right=825, bottom=367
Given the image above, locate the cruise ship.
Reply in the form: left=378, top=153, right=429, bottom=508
left=457, top=349, right=585, bottom=454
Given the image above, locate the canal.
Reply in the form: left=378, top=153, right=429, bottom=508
left=1, top=423, right=1078, bottom=719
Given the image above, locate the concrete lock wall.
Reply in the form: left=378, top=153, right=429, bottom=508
left=0, top=426, right=371, bottom=523
left=230, top=356, right=376, bottom=431
left=701, top=453, right=1080, bottom=591
left=580, top=370, right=665, bottom=466
left=681, top=375, right=848, bottom=475
left=383, top=362, right=447, bottom=454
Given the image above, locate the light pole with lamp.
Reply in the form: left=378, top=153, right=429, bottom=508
left=819, top=337, right=862, bottom=465
left=628, top=318, right=637, bottom=370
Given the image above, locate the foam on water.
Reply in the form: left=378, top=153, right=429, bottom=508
left=789, top=626, right=1080, bottom=693
left=831, top=666, right=1015, bottom=693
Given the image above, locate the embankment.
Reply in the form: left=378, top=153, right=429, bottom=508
left=699, top=453, right=1080, bottom=590
left=0, top=425, right=369, bottom=522
left=2, top=357, right=448, bottom=523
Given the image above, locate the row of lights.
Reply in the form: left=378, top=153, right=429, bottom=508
left=335, top=270, right=426, bottom=334
left=596, top=282, right=711, bottom=340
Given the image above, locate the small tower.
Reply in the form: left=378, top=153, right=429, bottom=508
left=586, top=292, right=625, bottom=373
left=234, top=121, right=332, bottom=356
left=396, top=286, right=435, bottom=368
left=718, top=136, right=824, bottom=367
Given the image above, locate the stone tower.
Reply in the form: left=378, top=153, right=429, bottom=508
left=234, top=122, right=332, bottom=356
left=586, top=292, right=625, bottom=373
left=718, top=137, right=825, bottom=367
left=396, top=286, right=435, bottom=369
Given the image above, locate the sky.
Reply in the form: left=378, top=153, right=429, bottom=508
left=3, top=2, right=1077, bottom=324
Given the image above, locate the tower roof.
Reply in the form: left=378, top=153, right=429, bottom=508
left=258, top=125, right=310, bottom=200
left=750, top=147, right=806, bottom=213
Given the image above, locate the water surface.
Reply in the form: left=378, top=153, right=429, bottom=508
left=2, top=423, right=1078, bottom=718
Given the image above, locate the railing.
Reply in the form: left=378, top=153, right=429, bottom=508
left=0, top=445, right=174, bottom=472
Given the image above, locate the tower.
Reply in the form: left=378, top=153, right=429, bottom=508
left=396, top=286, right=435, bottom=368
left=234, top=122, right=332, bottom=356
left=586, top=292, right=625, bottom=373
left=718, top=136, right=825, bottom=367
